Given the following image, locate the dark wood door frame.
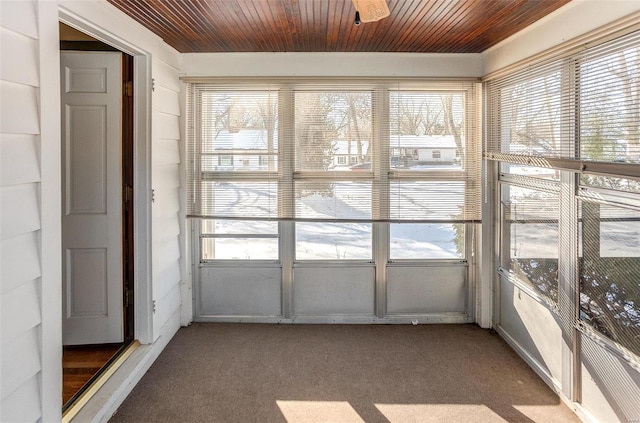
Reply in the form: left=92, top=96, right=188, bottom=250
left=122, top=53, right=135, bottom=343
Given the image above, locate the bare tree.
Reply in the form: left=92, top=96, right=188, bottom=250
left=606, top=49, right=640, bottom=160
left=441, top=94, right=464, bottom=159
left=256, top=96, right=278, bottom=171
left=330, top=93, right=371, bottom=164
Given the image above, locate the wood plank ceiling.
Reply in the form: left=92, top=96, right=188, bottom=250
left=107, top=0, right=571, bottom=53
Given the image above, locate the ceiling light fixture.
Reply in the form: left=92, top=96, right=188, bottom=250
left=352, top=0, right=390, bottom=25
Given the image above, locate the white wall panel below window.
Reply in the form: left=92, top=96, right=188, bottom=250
left=580, top=335, right=640, bottom=423
left=293, top=267, right=375, bottom=316
left=198, top=267, right=282, bottom=318
left=386, top=266, right=466, bottom=314
left=497, top=276, right=563, bottom=387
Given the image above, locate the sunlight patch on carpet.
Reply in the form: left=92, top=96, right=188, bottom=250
left=374, top=404, right=509, bottom=423
left=276, top=400, right=366, bottom=423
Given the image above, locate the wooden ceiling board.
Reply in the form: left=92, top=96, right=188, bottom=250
left=107, top=0, right=572, bottom=53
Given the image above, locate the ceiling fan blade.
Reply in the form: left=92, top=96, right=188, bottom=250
left=352, top=0, right=390, bottom=23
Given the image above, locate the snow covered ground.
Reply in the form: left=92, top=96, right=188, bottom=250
left=201, top=180, right=463, bottom=260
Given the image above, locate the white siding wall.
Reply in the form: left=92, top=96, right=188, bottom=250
left=152, top=58, right=183, bottom=341
left=1, top=1, right=54, bottom=421
left=1, top=0, right=184, bottom=421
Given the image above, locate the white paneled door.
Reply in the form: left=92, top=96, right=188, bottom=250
left=61, top=51, right=123, bottom=345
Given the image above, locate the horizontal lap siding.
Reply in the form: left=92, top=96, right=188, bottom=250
left=1, top=183, right=40, bottom=240
left=0, top=3, right=43, bottom=421
left=152, top=57, right=183, bottom=340
left=0, top=135, right=40, bottom=185
left=1, top=278, right=41, bottom=345
left=153, top=139, right=180, bottom=166
left=1, top=232, right=41, bottom=294
left=1, top=377, right=40, bottom=423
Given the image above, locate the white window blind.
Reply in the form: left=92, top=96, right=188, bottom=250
left=579, top=33, right=640, bottom=163
left=187, top=87, right=280, bottom=220
left=388, top=88, right=481, bottom=222
left=187, top=80, right=481, bottom=223
left=486, top=29, right=640, bottom=167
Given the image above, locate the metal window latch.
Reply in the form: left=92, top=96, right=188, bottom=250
left=152, top=189, right=156, bottom=203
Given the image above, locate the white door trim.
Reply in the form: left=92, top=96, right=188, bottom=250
left=58, top=7, right=153, bottom=345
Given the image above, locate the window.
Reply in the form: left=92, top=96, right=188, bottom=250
left=486, top=29, right=640, bottom=167
left=500, top=164, right=560, bottom=181
left=188, top=89, right=279, bottom=221
left=579, top=200, right=640, bottom=355
left=501, top=184, right=559, bottom=304
left=389, top=91, right=468, bottom=171
left=487, top=65, right=563, bottom=159
left=390, top=223, right=463, bottom=259
left=579, top=39, right=640, bottom=164
left=486, top=28, right=640, bottom=359
left=294, top=91, right=372, bottom=173
left=187, top=81, right=481, bottom=261
left=201, top=219, right=278, bottom=261
left=296, top=222, right=372, bottom=260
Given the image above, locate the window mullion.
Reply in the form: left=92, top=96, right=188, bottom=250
left=279, top=87, right=295, bottom=221
left=373, top=87, right=389, bottom=317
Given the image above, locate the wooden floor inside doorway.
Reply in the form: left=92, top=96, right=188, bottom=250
left=63, top=344, right=123, bottom=406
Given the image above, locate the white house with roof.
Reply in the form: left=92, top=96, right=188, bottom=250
left=205, top=129, right=277, bottom=171
left=390, top=135, right=459, bottom=164
left=331, top=140, right=369, bottom=168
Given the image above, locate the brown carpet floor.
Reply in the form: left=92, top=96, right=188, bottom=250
left=109, top=323, right=579, bottom=423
